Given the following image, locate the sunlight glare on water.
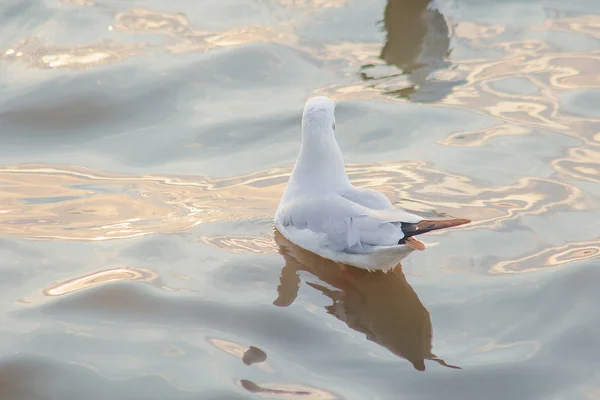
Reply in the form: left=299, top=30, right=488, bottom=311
left=1, top=0, right=599, bottom=399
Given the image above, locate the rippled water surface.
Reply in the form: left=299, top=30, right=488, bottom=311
left=2, top=0, right=600, bottom=398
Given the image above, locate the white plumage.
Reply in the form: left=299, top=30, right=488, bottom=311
left=274, top=96, right=468, bottom=271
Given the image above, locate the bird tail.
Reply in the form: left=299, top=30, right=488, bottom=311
left=400, top=218, right=470, bottom=239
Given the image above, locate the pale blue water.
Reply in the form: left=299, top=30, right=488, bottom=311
left=1, top=0, right=600, bottom=399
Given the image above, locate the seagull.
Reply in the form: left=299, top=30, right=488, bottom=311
left=274, top=96, right=469, bottom=271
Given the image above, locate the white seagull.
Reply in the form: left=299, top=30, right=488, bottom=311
left=274, top=96, right=469, bottom=271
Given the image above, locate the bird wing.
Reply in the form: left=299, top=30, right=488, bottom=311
left=340, top=187, right=471, bottom=238
left=276, top=195, right=419, bottom=252
left=340, top=186, right=394, bottom=210
left=340, top=186, right=423, bottom=223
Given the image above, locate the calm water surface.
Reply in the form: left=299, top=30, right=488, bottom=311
left=1, top=0, right=600, bottom=399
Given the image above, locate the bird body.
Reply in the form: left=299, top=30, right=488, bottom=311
left=274, top=96, right=469, bottom=271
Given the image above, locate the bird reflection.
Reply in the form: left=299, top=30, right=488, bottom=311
left=362, top=0, right=460, bottom=101
left=273, top=230, right=460, bottom=371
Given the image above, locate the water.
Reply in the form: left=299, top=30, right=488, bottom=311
left=1, top=0, right=600, bottom=398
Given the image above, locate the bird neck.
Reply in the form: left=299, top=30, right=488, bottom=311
left=286, top=133, right=350, bottom=198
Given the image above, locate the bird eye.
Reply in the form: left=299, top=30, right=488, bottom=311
left=332, top=122, right=336, bottom=130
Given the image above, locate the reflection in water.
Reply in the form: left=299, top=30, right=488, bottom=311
left=242, top=346, right=268, bottom=366
left=1, top=162, right=592, bottom=276
left=43, top=267, right=158, bottom=296
left=7, top=0, right=599, bottom=157
left=115, top=8, right=201, bottom=37
left=381, top=0, right=450, bottom=81
left=490, top=239, right=600, bottom=274
left=2, top=1, right=600, bottom=398
left=273, top=230, right=459, bottom=371
left=439, top=123, right=532, bottom=147
left=443, top=24, right=600, bottom=146
left=114, top=8, right=298, bottom=54
left=312, top=6, right=600, bottom=164
left=4, top=7, right=298, bottom=71
left=239, top=380, right=339, bottom=399
left=207, top=338, right=268, bottom=366
left=276, top=0, right=347, bottom=9
left=533, top=14, right=600, bottom=40
left=552, top=147, right=600, bottom=184
left=3, top=38, right=147, bottom=70
left=201, top=235, right=278, bottom=254
left=360, top=0, right=455, bottom=101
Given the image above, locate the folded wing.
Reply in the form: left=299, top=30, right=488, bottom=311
left=277, top=195, right=418, bottom=253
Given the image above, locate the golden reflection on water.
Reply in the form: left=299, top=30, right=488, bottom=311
left=43, top=267, right=158, bottom=296
left=1, top=1, right=598, bottom=278
left=1, top=2, right=599, bottom=398
left=533, top=14, right=600, bottom=40
left=115, top=8, right=201, bottom=37
left=453, top=21, right=505, bottom=41
left=0, top=161, right=590, bottom=248
left=275, top=0, right=347, bottom=9
left=4, top=0, right=600, bottom=158
left=114, top=8, right=299, bottom=54
left=553, top=147, right=600, bottom=183
left=3, top=8, right=299, bottom=69
left=490, top=239, right=600, bottom=274
left=273, top=230, right=460, bottom=371
left=335, top=2, right=600, bottom=153
left=239, top=380, right=339, bottom=400
left=438, top=123, right=531, bottom=147
left=201, top=236, right=279, bottom=254
left=3, top=38, right=148, bottom=70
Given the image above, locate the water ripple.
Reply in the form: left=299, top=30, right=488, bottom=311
left=491, top=239, right=600, bottom=274
left=43, top=267, right=160, bottom=296
left=2, top=0, right=600, bottom=398
left=0, top=162, right=591, bottom=246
